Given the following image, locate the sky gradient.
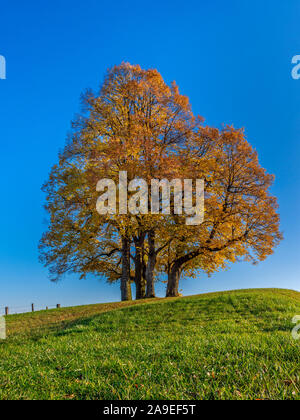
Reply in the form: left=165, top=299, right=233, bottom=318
left=0, top=0, right=299, bottom=313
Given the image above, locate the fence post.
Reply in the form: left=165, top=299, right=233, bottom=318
left=5, top=307, right=8, bottom=316
left=31, top=303, right=34, bottom=312
left=56, top=304, right=61, bottom=309
left=46, top=306, right=48, bottom=311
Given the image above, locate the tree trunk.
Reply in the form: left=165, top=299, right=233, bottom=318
left=146, top=230, right=156, bottom=298
left=134, top=234, right=146, bottom=299
left=166, top=263, right=181, bottom=297
left=166, top=251, right=200, bottom=297
left=121, top=236, right=132, bottom=301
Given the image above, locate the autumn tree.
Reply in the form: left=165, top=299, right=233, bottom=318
left=161, top=125, right=282, bottom=296
left=39, top=63, right=201, bottom=300
left=40, top=63, right=282, bottom=301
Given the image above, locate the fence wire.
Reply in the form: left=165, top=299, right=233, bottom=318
left=0, top=304, right=61, bottom=315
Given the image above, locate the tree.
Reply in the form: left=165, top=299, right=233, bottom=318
left=163, top=125, right=283, bottom=296
left=40, top=62, right=201, bottom=300
left=40, top=63, right=282, bottom=301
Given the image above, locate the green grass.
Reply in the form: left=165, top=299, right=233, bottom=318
left=0, top=288, right=299, bottom=400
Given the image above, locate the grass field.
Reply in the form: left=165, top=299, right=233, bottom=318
left=0, top=288, right=299, bottom=400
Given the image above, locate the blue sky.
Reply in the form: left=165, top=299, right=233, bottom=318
left=0, top=0, right=299, bottom=312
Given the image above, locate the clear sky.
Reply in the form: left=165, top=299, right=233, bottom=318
left=0, top=0, right=299, bottom=313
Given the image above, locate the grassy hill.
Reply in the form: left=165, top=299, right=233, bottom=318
left=0, top=288, right=299, bottom=400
